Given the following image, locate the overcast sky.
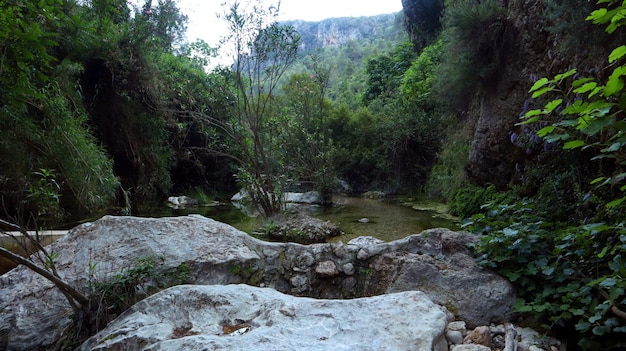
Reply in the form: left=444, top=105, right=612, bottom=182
left=180, top=0, right=404, bottom=51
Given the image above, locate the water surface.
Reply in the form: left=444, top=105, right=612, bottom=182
left=306, top=196, right=459, bottom=243
left=132, top=195, right=459, bottom=243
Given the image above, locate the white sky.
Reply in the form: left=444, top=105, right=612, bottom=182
left=180, top=0, right=404, bottom=52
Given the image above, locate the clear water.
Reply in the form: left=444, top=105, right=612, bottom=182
left=132, top=195, right=459, bottom=243
left=305, top=196, right=459, bottom=243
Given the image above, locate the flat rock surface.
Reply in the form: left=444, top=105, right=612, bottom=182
left=79, top=284, right=449, bottom=351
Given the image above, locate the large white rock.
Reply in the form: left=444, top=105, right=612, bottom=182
left=0, top=215, right=515, bottom=350
left=79, top=284, right=449, bottom=351
left=283, top=191, right=322, bottom=204
left=0, top=215, right=261, bottom=350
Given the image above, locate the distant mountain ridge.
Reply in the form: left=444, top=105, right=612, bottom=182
left=282, top=13, right=405, bottom=53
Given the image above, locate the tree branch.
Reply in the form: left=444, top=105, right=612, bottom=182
left=0, top=247, right=88, bottom=306
left=599, top=289, right=626, bottom=321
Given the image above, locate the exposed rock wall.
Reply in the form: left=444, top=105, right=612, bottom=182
left=285, top=14, right=404, bottom=51
left=466, top=0, right=550, bottom=188
left=463, top=0, right=606, bottom=188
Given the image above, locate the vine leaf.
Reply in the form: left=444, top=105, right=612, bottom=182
left=609, top=45, right=626, bottom=63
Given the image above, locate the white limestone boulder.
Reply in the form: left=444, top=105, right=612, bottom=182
left=79, top=284, right=449, bottom=351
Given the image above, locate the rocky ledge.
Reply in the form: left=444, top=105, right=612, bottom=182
left=1, top=215, right=519, bottom=350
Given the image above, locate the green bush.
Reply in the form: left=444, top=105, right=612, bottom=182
left=449, top=184, right=515, bottom=218
left=425, top=119, right=472, bottom=201
left=91, top=256, right=190, bottom=320
left=468, top=201, right=626, bottom=350
left=401, top=38, right=443, bottom=111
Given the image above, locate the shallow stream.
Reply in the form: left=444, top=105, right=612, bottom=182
left=135, top=194, right=459, bottom=243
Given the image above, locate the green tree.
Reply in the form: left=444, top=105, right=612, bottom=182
left=220, top=0, right=300, bottom=216
left=137, top=0, right=189, bottom=51
left=0, top=0, right=119, bottom=217
left=278, top=56, right=335, bottom=203
left=362, top=41, right=416, bottom=104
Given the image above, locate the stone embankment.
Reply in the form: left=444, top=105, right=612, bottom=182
left=0, top=215, right=559, bottom=350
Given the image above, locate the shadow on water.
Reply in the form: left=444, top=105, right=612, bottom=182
left=132, top=195, right=459, bottom=243
left=302, top=195, right=459, bottom=243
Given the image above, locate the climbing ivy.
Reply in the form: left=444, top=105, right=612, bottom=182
left=472, top=1, right=626, bottom=349
left=520, top=0, right=626, bottom=210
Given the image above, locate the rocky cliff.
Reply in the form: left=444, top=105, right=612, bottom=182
left=283, top=13, right=405, bottom=53
left=451, top=0, right=615, bottom=188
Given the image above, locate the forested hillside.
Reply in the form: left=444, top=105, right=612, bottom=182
left=1, top=0, right=625, bottom=348
left=283, top=13, right=407, bottom=108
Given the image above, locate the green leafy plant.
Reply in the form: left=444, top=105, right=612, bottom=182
left=468, top=201, right=626, bottom=350
left=93, top=256, right=190, bottom=314
left=27, top=169, right=62, bottom=218
left=473, top=2, right=626, bottom=348
left=520, top=0, right=626, bottom=211
left=449, top=184, right=515, bottom=218
left=220, top=0, right=301, bottom=216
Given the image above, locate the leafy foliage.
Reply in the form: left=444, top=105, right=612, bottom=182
left=363, top=42, right=417, bottom=104
left=470, top=2, right=626, bottom=348
left=519, top=1, right=626, bottom=214
left=467, top=201, right=626, bottom=350
left=0, top=1, right=121, bottom=217
left=329, top=38, right=447, bottom=191
left=449, top=184, right=515, bottom=218
left=92, top=256, right=190, bottom=315
left=278, top=58, right=335, bottom=201
left=282, top=13, right=407, bottom=110
left=220, top=0, right=301, bottom=216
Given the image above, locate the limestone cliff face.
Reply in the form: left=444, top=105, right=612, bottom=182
left=284, top=14, right=404, bottom=52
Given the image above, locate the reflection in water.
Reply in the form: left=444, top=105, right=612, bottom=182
left=132, top=195, right=459, bottom=243
left=304, top=196, right=459, bottom=243
left=50, top=195, right=459, bottom=244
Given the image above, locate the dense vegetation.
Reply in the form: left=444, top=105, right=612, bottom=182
left=439, top=0, right=626, bottom=349
left=0, top=0, right=446, bottom=221
left=1, top=0, right=625, bottom=349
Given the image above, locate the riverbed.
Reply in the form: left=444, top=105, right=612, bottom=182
left=137, top=194, right=459, bottom=243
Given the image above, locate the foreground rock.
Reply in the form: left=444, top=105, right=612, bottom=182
left=0, top=215, right=515, bottom=350
left=79, top=284, right=449, bottom=351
